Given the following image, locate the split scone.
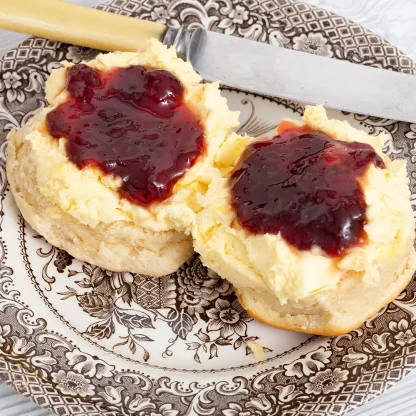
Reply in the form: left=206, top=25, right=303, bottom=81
left=193, top=105, right=416, bottom=335
left=6, top=39, right=239, bottom=276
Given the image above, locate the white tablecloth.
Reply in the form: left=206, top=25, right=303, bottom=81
left=0, top=1, right=415, bottom=415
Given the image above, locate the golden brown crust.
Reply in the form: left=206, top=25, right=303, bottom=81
left=237, top=250, right=416, bottom=336
left=6, top=112, right=193, bottom=277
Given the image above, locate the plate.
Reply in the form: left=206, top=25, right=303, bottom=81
left=0, top=1, right=415, bottom=415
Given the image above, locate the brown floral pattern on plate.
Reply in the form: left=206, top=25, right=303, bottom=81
left=0, top=0, right=415, bottom=415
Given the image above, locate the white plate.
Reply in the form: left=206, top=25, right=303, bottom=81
left=0, top=1, right=415, bottom=415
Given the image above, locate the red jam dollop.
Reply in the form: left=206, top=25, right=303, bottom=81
left=229, top=124, right=385, bottom=256
left=46, top=64, right=205, bottom=206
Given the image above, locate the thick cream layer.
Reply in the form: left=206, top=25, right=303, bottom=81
left=25, top=39, right=240, bottom=232
left=193, top=105, right=415, bottom=303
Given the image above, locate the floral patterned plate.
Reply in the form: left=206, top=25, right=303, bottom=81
left=1, top=0, right=416, bottom=415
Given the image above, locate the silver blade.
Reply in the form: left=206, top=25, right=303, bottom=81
left=185, top=29, right=416, bottom=123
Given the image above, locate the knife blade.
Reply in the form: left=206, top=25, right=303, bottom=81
left=167, top=28, right=416, bottom=123
left=1, top=0, right=415, bottom=122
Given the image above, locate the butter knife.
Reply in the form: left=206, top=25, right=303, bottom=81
left=1, top=0, right=415, bottom=122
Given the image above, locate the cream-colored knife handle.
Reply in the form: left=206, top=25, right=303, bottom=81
left=0, top=0, right=167, bottom=52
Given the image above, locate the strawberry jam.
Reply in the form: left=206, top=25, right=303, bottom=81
left=46, top=64, right=205, bottom=206
left=229, top=127, right=385, bottom=256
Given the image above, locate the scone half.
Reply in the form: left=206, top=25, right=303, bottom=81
left=193, top=105, right=416, bottom=335
left=7, top=39, right=239, bottom=276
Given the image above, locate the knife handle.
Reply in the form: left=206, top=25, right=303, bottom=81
left=0, top=0, right=167, bottom=52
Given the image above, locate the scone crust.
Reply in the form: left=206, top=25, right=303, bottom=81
left=6, top=113, right=193, bottom=276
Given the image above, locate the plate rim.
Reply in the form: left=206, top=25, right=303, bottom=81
left=0, top=0, right=415, bottom=415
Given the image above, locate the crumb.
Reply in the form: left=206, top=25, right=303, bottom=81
left=245, top=340, right=265, bottom=358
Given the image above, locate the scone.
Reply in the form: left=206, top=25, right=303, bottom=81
left=6, top=39, right=239, bottom=276
left=193, top=105, right=416, bottom=335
